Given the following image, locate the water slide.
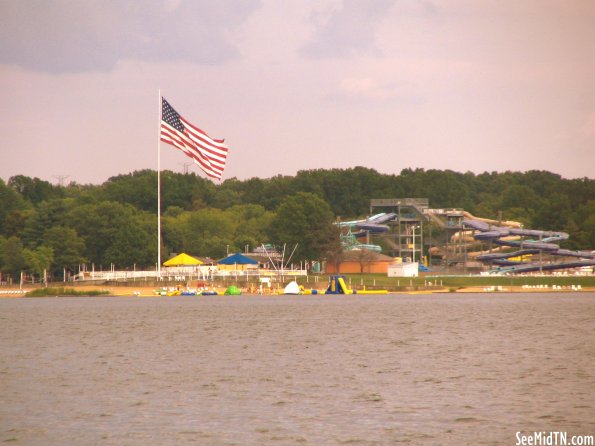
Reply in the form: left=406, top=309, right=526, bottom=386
left=337, top=213, right=397, bottom=252
left=463, top=219, right=595, bottom=274
left=426, top=210, right=524, bottom=258
left=337, top=277, right=352, bottom=294
left=324, top=275, right=388, bottom=294
left=325, top=275, right=353, bottom=294
left=337, top=213, right=397, bottom=237
left=461, top=211, right=522, bottom=228
left=353, top=212, right=397, bottom=234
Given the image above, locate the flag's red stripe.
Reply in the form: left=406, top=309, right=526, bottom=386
left=169, top=127, right=225, bottom=174
left=161, top=124, right=224, bottom=175
left=160, top=125, right=223, bottom=179
left=181, top=119, right=228, bottom=159
left=160, top=132, right=221, bottom=179
left=181, top=117, right=228, bottom=149
left=161, top=122, right=226, bottom=163
left=160, top=135, right=216, bottom=177
left=183, top=133, right=227, bottom=165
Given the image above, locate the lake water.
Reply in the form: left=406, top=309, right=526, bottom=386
left=1, top=293, right=594, bottom=445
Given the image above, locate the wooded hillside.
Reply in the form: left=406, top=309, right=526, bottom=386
left=1, top=168, right=593, bottom=278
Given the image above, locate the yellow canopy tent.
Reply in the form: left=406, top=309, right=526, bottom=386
left=163, top=253, right=203, bottom=267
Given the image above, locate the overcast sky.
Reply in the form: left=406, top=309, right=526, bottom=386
left=1, top=0, right=593, bottom=185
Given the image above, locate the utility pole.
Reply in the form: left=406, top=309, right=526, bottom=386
left=179, top=162, right=192, bottom=174
left=53, top=175, right=70, bottom=186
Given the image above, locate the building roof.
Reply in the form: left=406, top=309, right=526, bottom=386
left=339, top=250, right=395, bottom=262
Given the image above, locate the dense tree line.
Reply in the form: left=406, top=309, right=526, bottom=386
left=0, top=168, right=593, bottom=280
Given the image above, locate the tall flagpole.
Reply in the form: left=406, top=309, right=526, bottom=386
left=157, top=89, right=162, bottom=277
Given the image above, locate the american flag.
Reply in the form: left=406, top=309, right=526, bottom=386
left=160, top=98, right=228, bottom=180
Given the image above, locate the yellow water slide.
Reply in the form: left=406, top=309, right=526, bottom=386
left=337, top=277, right=353, bottom=294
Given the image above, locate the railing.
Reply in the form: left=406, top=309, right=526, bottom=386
left=370, top=198, right=429, bottom=207
left=72, top=268, right=308, bottom=282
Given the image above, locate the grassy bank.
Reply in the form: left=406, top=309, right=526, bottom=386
left=25, top=287, right=111, bottom=297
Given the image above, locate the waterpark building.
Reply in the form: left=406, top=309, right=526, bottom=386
left=326, top=251, right=395, bottom=274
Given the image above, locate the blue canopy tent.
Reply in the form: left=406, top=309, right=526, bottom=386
left=217, top=253, right=258, bottom=270
left=218, top=253, right=258, bottom=265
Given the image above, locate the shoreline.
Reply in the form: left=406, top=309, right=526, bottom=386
left=1, top=283, right=594, bottom=298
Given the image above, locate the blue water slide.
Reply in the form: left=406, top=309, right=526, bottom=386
left=353, top=212, right=397, bottom=233
left=462, top=219, right=595, bottom=274
left=354, top=223, right=391, bottom=233
left=493, top=260, right=595, bottom=274
left=476, top=248, right=541, bottom=261
left=492, top=238, right=562, bottom=251
left=368, top=212, right=397, bottom=224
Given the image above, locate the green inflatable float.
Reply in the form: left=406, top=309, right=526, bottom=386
left=224, top=285, right=242, bottom=295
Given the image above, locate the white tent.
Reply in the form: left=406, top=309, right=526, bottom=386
left=283, top=281, right=301, bottom=295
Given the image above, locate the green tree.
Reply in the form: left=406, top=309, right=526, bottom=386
left=66, top=201, right=155, bottom=267
left=23, top=245, right=54, bottom=277
left=100, top=170, right=158, bottom=212
left=181, top=208, right=236, bottom=258
left=104, top=223, right=154, bottom=267
left=43, top=226, right=87, bottom=272
left=502, top=207, right=534, bottom=227
left=2, top=210, right=30, bottom=239
left=269, top=192, right=340, bottom=261
left=568, top=201, right=595, bottom=249
left=581, top=215, right=595, bottom=249
left=533, top=192, right=571, bottom=230
left=99, top=170, right=218, bottom=213
left=21, top=199, right=74, bottom=247
left=0, top=236, right=26, bottom=277
left=8, top=175, right=63, bottom=204
left=163, top=204, right=275, bottom=259
left=226, top=204, right=274, bottom=252
left=239, top=175, right=294, bottom=210
left=0, top=179, right=30, bottom=237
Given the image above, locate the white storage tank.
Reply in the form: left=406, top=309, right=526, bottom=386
left=388, top=262, right=419, bottom=277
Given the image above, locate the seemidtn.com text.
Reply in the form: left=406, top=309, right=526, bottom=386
left=516, top=432, right=594, bottom=446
